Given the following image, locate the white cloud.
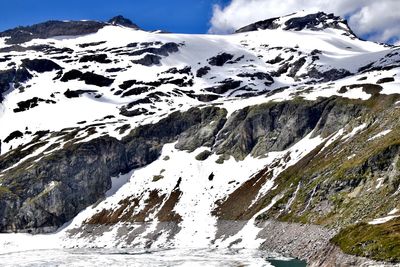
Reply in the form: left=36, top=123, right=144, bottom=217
left=209, top=0, right=400, bottom=44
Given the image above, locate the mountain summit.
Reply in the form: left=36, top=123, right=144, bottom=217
left=108, top=15, right=140, bottom=29
left=0, top=16, right=141, bottom=45
left=236, top=11, right=356, bottom=37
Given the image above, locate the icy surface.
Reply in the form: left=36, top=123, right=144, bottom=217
left=0, top=248, right=307, bottom=267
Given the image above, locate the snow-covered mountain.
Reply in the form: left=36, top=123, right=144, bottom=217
left=0, top=12, right=400, bottom=265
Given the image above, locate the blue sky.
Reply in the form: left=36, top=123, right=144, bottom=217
left=0, top=0, right=229, bottom=33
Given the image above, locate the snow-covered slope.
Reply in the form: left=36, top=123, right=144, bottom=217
left=0, top=12, right=394, bottom=155
left=1, top=12, right=400, bottom=264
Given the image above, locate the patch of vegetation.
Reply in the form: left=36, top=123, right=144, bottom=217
left=0, top=186, right=12, bottom=196
left=253, top=95, right=400, bottom=227
left=332, top=218, right=400, bottom=262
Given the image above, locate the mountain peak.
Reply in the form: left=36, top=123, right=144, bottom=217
left=235, top=11, right=355, bottom=37
left=0, top=16, right=142, bottom=45
left=0, top=20, right=106, bottom=45
left=108, top=15, right=140, bottom=29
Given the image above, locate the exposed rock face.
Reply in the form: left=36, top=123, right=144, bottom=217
left=287, top=57, right=307, bottom=77
left=235, top=17, right=281, bottom=33
left=124, top=42, right=180, bottom=57
left=14, top=97, right=56, bottom=112
left=0, top=44, right=73, bottom=54
left=80, top=72, right=114, bottom=87
left=123, top=107, right=227, bottom=168
left=0, top=96, right=372, bottom=233
left=284, top=12, right=348, bottom=32
left=205, top=79, right=242, bottom=94
left=0, top=106, right=227, bottom=232
left=0, top=68, right=32, bottom=101
left=208, top=53, right=234, bottom=66
left=108, top=15, right=141, bottom=29
left=3, top=131, right=24, bottom=143
left=196, top=66, right=211, bottom=78
left=79, top=54, right=112, bottom=64
left=236, top=11, right=355, bottom=37
left=215, top=97, right=364, bottom=160
left=0, top=137, right=128, bottom=233
left=0, top=20, right=106, bottom=44
left=78, top=41, right=107, bottom=48
left=60, top=70, right=114, bottom=87
left=257, top=220, right=385, bottom=267
left=60, top=70, right=82, bottom=82
left=131, top=54, right=162, bottom=66
left=64, top=89, right=97, bottom=98
left=306, top=67, right=352, bottom=82
left=237, top=72, right=274, bottom=83
left=21, top=59, right=62, bottom=73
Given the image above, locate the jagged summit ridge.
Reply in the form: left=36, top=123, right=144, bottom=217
left=235, top=11, right=355, bottom=37
left=108, top=15, right=140, bottom=29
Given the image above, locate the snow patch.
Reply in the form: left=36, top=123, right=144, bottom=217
left=368, top=129, right=392, bottom=141
left=368, top=215, right=399, bottom=225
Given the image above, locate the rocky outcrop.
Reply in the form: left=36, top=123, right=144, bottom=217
left=205, top=79, right=242, bottom=94
left=123, top=106, right=227, bottom=168
left=235, top=17, right=280, bottom=33
left=257, top=220, right=387, bottom=267
left=126, top=42, right=180, bottom=57
left=0, top=96, right=367, bottom=233
left=196, top=66, right=211, bottom=77
left=14, top=97, right=56, bottom=112
left=131, top=54, right=162, bottom=66
left=79, top=54, right=112, bottom=64
left=0, top=68, right=32, bottom=101
left=0, top=106, right=227, bottom=233
left=236, top=12, right=355, bottom=37
left=208, top=53, right=234, bottom=66
left=284, top=12, right=351, bottom=33
left=60, top=70, right=114, bottom=87
left=0, top=137, right=128, bottom=233
left=214, top=97, right=364, bottom=160
left=0, top=20, right=106, bottom=44
left=21, top=59, right=62, bottom=73
left=306, top=67, right=352, bottom=82
left=108, top=15, right=140, bottom=29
